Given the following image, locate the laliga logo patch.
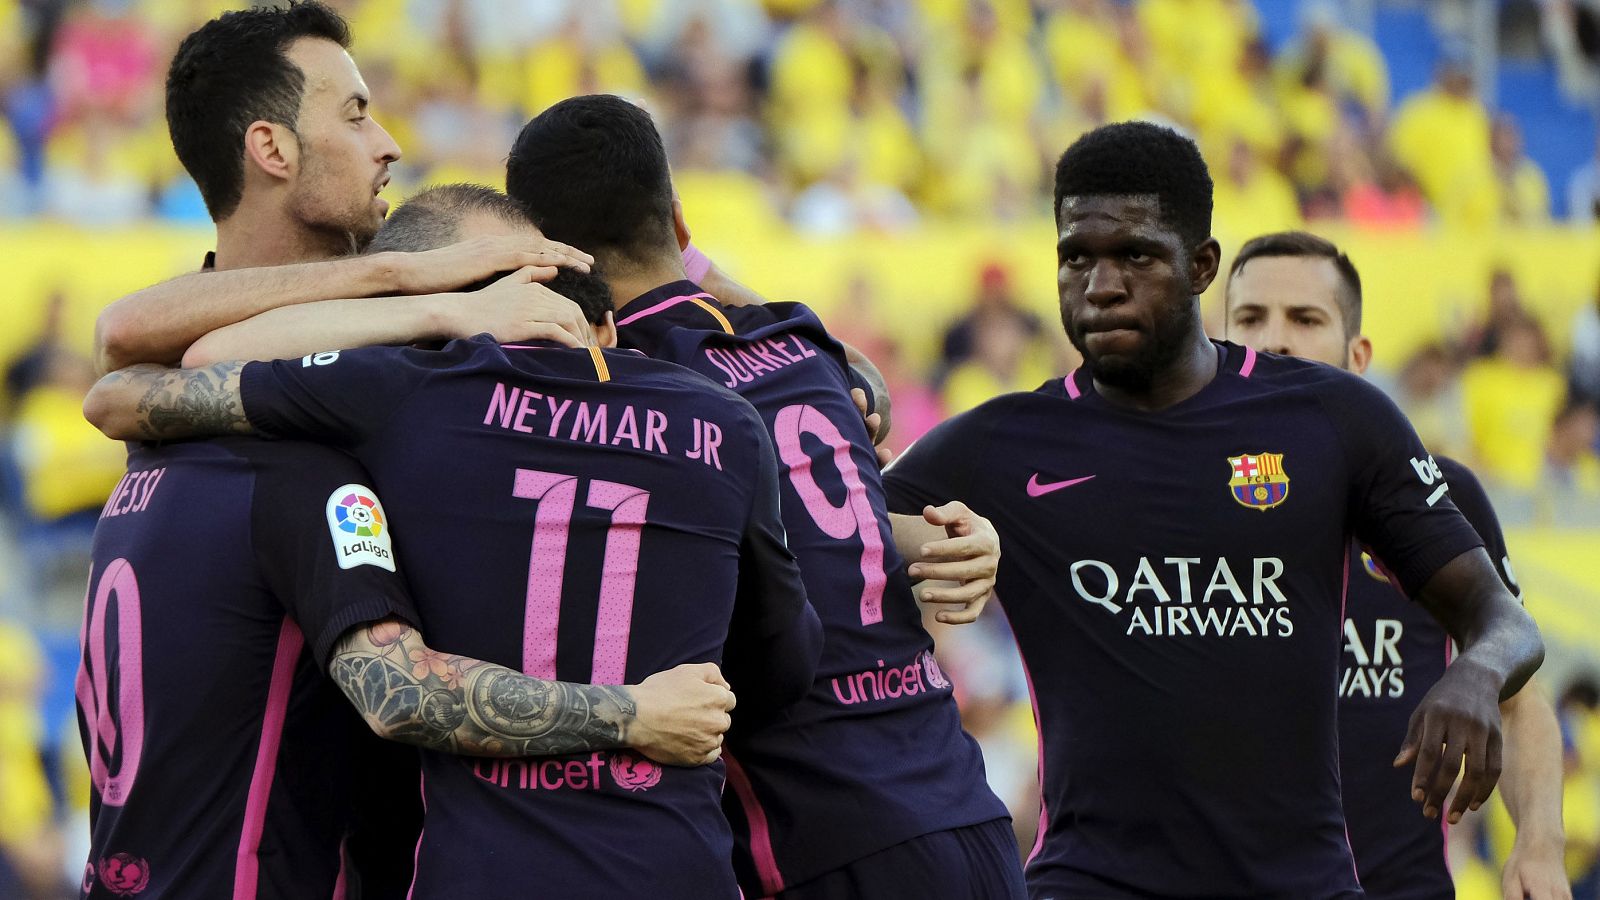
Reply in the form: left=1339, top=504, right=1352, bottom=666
left=1227, top=452, right=1289, bottom=510
left=326, top=484, right=396, bottom=571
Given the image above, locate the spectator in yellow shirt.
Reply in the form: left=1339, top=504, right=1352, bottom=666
left=1461, top=316, right=1567, bottom=490
left=10, top=348, right=127, bottom=523
left=941, top=308, right=1053, bottom=415
left=1212, top=137, right=1302, bottom=234
left=1274, top=5, right=1389, bottom=126
left=1542, top=399, right=1600, bottom=495
left=1389, top=59, right=1494, bottom=222
left=1491, top=114, right=1552, bottom=224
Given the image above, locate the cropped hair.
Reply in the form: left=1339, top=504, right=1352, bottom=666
left=1053, top=121, right=1213, bottom=250
left=1230, top=231, right=1363, bottom=337
left=166, top=1, right=351, bottom=220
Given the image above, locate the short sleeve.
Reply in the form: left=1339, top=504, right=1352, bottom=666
left=1318, top=377, right=1485, bottom=596
left=248, top=443, right=420, bottom=667
left=881, top=405, right=993, bottom=515
left=724, top=412, right=821, bottom=714
left=240, top=344, right=434, bottom=445
left=1437, top=456, right=1521, bottom=599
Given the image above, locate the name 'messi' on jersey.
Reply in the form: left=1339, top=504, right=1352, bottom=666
left=1067, top=556, right=1295, bottom=638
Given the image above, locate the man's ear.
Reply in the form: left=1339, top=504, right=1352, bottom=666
left=671, top=196, right=691, bottom=251
left=1190, top=237, right=1223, bottom=295
left=1347, top=334, right=1373, bottom=375
left=244, top=120, right=298, bottom=183
left=595, top=310, right=619, bottom=349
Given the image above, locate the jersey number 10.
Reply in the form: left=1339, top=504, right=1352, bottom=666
left=76, top=559, right=145, bottom=807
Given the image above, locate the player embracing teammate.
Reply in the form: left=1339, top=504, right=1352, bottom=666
left=77, top=2, right=1554, bottom=897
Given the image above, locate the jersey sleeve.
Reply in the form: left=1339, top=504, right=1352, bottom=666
left=1436, top=456, right=1521, bottom=599
left=240, top=344, right=433, bottom=445
left=249, top=445, right=421, bottom=667
left=723, top=414, right=822, bottom=717
left=881, top=405, right=993, bottom=515
left=1318, top=376, right=1485, bottom=597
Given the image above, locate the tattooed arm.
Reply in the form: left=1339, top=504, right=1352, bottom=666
left=330, top=620, right=736, bottom=764
left=82, top=362, right=249, bottom=441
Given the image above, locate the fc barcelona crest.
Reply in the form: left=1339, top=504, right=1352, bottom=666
left=1227, top=452, right=1289, bottom=510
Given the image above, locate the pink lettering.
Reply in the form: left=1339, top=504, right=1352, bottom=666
left=119, top=472, right=149, bottom=515
left=513, top=390, right=543, bottom=433
left=704, top=349, right=740, bottom=388
left=571, top=403, right=608, bottom=443
left=748, top=340, right=788, bottom=370
left=767, top=338, right=803, bottom=364
left=565, top=760, right=590, bottom=789
left=788, top=336, right=819, bottom=359
left=485, top=383, right=521, bottom=427
left=830, top=677, right=859, bottom=705
left=735, top=347, right=772, bottom=376
left=611, top=407, right=640, bottom=449
left=546, top=397, right=574, bottom=435
left=99, top=474, right=130, bottom=520
left=539, top=760, right=565, bottom=790
left=645, top=410, right=669, bottom=454
left=135, top=469, right=165, bottom=512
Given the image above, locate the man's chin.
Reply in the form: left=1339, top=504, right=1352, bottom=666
left=1083, top=354, right=1156, bottom=391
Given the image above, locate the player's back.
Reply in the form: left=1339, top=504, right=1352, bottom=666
left=615, top=283, right=1007, bottom=893
left=77, top=439, right=393, bottom=899
left=241, top=337, right=798, bottom=899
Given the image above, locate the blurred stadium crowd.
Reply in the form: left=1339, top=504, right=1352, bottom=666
left=2, top=0, right=1600, bottom=896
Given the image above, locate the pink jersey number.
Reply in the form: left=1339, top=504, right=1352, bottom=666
left=773, top=404, right=886, bottom=625
left=75, top=559, right=146, bottom=807
left=514, top=469, right=651, bottom=684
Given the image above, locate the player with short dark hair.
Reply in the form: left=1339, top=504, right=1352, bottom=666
left=507, top=94, right=1023, bottom=900
left=1227, top=232, right=1363, bottom=338
left=884, top=121, right=1545, bottom=898
left=166, top=1, right=353, bottom=224
left=1225, top=231, right=1569, bottom=900
left=95, top=2, right=595, bottom=375
left=82, top=187, right=824, bottom=900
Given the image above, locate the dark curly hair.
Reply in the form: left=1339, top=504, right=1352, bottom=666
left=1053, top=121, right=1214, bottom=251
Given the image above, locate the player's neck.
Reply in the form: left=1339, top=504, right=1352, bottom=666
left=606, top=258, right=691, bottom=311
left=211, top=202, right=354, bottom=271
left=1093, top=328, right=1219, bottom=412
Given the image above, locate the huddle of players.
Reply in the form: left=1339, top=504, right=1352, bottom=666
left=73, top=3, right=1564, bottom=899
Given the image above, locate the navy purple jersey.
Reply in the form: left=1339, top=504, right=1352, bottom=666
left=239, top=336, right=818, bottom=900
left=76, top=438, right=419, bottom=900
left=615, top=282, right=1008, bottom=894
left=1340, top=455, right=1520, bottom=900
left=884, top=342, right=1487, bottom=899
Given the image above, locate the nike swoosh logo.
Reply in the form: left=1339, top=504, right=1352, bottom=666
left=1026, top=474, right=1096, bottom=497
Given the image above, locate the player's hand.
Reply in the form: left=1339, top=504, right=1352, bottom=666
left=1393, top=657, right=1504, bottom=824
left=628, top=663, right=736, bottom=767
left=907, top=502, right=999, bottom=625
left=447, top=268, right=595, bottom=347
left=1502, top=833, right=1571, bottom=900
left=850, top=388, right=892, bottom=466
left=391, top=234, right=593, bottom=295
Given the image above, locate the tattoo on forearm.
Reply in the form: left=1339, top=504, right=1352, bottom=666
left=110, top=362, right=249, bottom=440
left=329, top=622, right=638, bottom=757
